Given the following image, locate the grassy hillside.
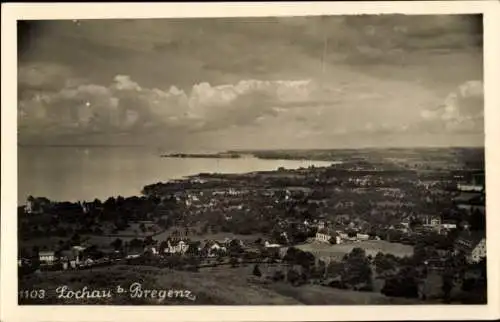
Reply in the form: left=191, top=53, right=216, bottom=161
left=19, top=264, right=424, bottom=305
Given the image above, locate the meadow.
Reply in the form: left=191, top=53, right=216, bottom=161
left=296, top=240, right=414, bottom=260
left=19, top=264, right=424, bottom=305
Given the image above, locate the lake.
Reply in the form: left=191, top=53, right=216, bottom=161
left=18, top=146, right=334, bottom=204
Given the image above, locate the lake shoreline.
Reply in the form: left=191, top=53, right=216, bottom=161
left=18, top=147, right=335, bottom=205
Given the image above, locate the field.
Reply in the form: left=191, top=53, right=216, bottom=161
left=19, top=264, right=425, bottom=305
left=296, top=240, right=414, bottom=260
left=18, top=236, right=66, bottom=251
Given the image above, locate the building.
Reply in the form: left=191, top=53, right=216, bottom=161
left=423, top=215, right=441, bottom=227
left=208, top=242, right=226, bottom=257
left=264, top=241, right=281, bottom=248
left=400, top=218, right=411, bottom=228
left=59, top=249, right=80, bottom=268
left=454, top=231, right=486, bottom=263
left=165, top=239, right=190, bottom=254
left=356, top=233, right=370, bottom=241
left=25, top=196, right=51, bottom=214
left=144, top=245, right=159, bottom=255
left=337, top=231, right=348, bottom=240
left=18, top=258, right=31, bottom=267
left=457, top=172, right=485, bottom=192
left=279, top=246, right=289, bottom=259
left=316, top=228, right=341, bottom=244
left=126, top=253, right=141, bottom=259
left=199, top=241, right=226, bottom=258
left=459, top=220, right=471, bottom=230
left=441, top=220, right=457, bottom=230
left=39, top=251, right=55, bottom=265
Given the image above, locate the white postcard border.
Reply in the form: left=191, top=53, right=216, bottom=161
left=2, top=2, right=499, bottom=321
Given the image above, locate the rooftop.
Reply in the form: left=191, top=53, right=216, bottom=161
left=39, top=251, right=55, bottom=256
left=455, top=230, right=486, bottom=252
left=317, top=228, right=338, bottom=236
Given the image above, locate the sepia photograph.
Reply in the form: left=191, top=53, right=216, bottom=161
left=2, top=1, right=500, bottom=322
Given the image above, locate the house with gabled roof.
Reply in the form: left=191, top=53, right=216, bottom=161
left=163, top=238, right=189, bottom=255
left=454, top=230, right=486, bottom=264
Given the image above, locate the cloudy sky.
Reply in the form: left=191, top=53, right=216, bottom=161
left=18, top=15, right=484, bottom=150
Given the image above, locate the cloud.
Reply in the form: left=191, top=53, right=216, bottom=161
left=18, top=62, right=74, bottom=91
left=419, top=80, right=483, bottom=133
left=18, top=75, right=328, bottom=142
left=17, top=16, right=483, bottom=147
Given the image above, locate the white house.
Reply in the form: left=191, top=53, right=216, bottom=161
left=60, top=249, right=81, bottom=267
left=457, top=172, right=485, bottom=193
left=337, top=231, right=348, bottom=240
left=39, top=251, right=55, bottom=265
left=264, top=241, right=281, bottom=248
left=457, top=184, right=483, bottom=192
left=316, top=228, right=341, bottom=244
left=441, top=221, right=457, bottom=230
left=207, top=242, right=226, bottom=257
left=424, top=216, right=441, bottom=227
left=81, top=258, right=94, bottom=267
left=165, top=240, right=190, bottom=254
left=126, top=253, right=141, bottom=259
left=356, top=233, right=370, bottom=241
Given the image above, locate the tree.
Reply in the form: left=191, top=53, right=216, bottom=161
left=442, top=272, right=454, bottom=303
left=341, top=248, right=373, bottom=290
left=129, top=238, right=144, bottom=249
left=347, top=231, right=357, bottom=238
left=374, top=252, right=398, bottom=275
left=144, top=236, right=154, bottom=246
left=409, top=217, right=423, bottom=230
left=286, top=268, right=303, bottom=285
left=70, top=233, right=81, bottom=245
left=30, top=246, right=40, bottom=270
left=110, top=238, right=123, bottom=251
left=272, top=270, right=285, bottom=282
left=283, top=247, right=315, bottom=270
left=327, top=262, right=344, bottom=277
left=381, top=268, right=419, bottom=299
left=83, top=245, right=104, bottom=260
left=228, top=239, right=244, bottom=257
left=252, top=264, right=262, bottom=277
left=469, top=209, right=485, bottom=231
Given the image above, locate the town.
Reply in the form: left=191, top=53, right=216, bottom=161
left=17, top=148, right=486, bottom=305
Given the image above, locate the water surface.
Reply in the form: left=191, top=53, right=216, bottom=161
left=18, top=146, right=334, bottom=204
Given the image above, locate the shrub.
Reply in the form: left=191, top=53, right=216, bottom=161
left=252, top=264, right=262, bottom=277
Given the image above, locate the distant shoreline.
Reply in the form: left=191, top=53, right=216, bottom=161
left=161, top=152, right=243, bottom=159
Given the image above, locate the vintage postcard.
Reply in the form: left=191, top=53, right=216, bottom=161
left=1, top=1, right=500, bottom=322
